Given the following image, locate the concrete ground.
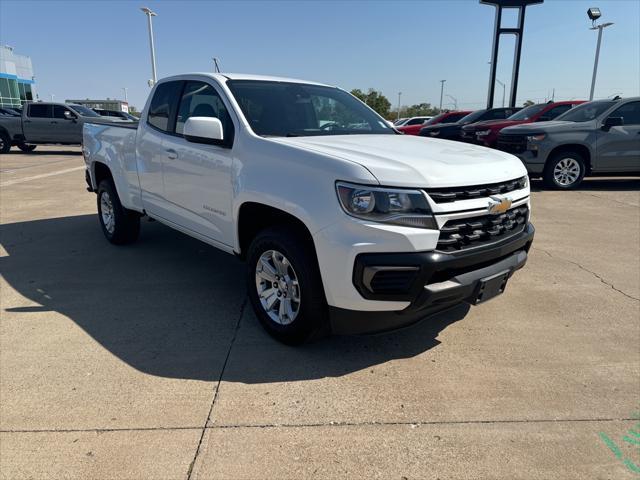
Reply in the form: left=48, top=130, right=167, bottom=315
left=1, top=146, right=638, bottom=479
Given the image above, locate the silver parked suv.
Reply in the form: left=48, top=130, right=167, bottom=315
left=497, top=97, right=640, bottom=189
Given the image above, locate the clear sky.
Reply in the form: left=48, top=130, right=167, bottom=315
left=1, top=0, right=638, bottom=111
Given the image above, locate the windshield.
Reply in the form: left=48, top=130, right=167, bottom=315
left=554, top=101, right=616, bottom=122
left=507, top=104, right=546, bottom=121
left=457, top=109, right=487, bottom=124
left=227, top=80, right=394, bottom=137
left=69, top=105, right=100, bottom=117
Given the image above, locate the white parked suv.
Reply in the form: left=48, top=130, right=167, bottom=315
left=83, top=73, right=534, bottom=344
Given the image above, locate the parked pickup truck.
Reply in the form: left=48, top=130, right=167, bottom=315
left=83, top=73, right=534, bottom=344
left=497, top=97, right=640, bottom=189
left=0, top=102, right=122, bottom=153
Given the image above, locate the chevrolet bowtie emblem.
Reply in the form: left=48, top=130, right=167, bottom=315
left=488, top=196, right=512, bottom=215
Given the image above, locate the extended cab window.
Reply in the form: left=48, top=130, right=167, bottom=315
left=540, top=104, right=572, bottom=121
left=175, top=81, right=234, bottom=144
left=406, top=118, right=425, bottom=125
left=610, top=102, right=640, bottom=125
left=148, top=81, right=182, bottom=132
left=29, top=104, right=51, bottom=118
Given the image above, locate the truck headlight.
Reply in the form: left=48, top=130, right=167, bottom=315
left=336, top=182, right=437, bottom=229
left=476, top=129, right=491, bottom=137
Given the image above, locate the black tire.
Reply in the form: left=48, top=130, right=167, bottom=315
left=97, top=179, right=140, bottom=245
left=17, top=143, right=36, bottom=152
left=0, top=131, right=10, bottom=154
left=543, top=151, right=586, bottom=189
left=247, top=226, right=329, bottom=345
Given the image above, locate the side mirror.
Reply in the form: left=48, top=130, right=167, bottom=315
left=63, top=110, right=76, bottom=120
left=602, top=116, right=623, bottom=130
left=183, top=117, right=224, bottom=144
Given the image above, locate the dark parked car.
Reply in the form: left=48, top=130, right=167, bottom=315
left=420, top=107, right=520, bottom=142
left=498, top=97, right=640, bottom=189
left=463, top=101, right=584, bottom=148
left=94, top=109, right=139, bottom=121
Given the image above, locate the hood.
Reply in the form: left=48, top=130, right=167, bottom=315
left=467, top=119, right=525, bottom=131
left=501, top=120, right=580, bottom=134
left=421, top=121, right=461, bottom=132
left=269, top=134, right=526, bottom=188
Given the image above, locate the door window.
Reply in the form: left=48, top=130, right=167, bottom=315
left=29, top=104, right=51, bottom=118
left=406, top=117, right=425, bottom=125
left=609, top=102, right=640, bottom=125
left=540, top=104, right=572, bottom=121
left=175, top=81, right=234, bottom=145
left=147, top=81, right=183, bottom=132
left=53, top=105, right=75, bottom=119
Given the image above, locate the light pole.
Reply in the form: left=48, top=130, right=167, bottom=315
left=140, top=7, right=158, bottom=85
left=587, top=7, right=613, bottom=101
left=496, top=79, right=505, bottom=107
left=212, top=57, right=221, bottom=73
left=397, top=91, right=402, bottom=121
left=50, top=94, right=55, bottom=102
left=122, top=87, right=128, bottom=103
left=439, top=80, right=446, bottom=111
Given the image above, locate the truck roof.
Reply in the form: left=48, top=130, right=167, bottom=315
left=161, top=72, right=333, bottom=88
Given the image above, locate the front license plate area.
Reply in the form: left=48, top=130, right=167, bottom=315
left=473, top=270, right=510, bottom=304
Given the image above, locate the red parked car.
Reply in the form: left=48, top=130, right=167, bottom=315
left=462, top=101, right=585, bottom=148
left=398, top=111, right=471, bottom=135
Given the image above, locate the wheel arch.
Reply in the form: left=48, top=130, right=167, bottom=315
left=547, top=144, right=592, bottom=174
left=236, top=202, right=316, bottom=261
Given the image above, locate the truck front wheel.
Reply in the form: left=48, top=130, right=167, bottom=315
left=97, top=179, right=140, bottom=245
left=247, top=226, right=328, bottom=345
left=544, top=152, right=586, bottom=189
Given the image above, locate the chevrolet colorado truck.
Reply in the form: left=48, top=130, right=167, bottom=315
left=0, top=102, right=121, bottom=153
left=82, top=73, right=534, bottom=344
left=498, top=97, right=640, bottom=189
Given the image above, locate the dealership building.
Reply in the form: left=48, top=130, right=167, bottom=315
left=0, top=45, right=36, bottom=108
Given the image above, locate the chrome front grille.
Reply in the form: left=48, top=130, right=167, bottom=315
left=437, top=206, right=529, bottom=252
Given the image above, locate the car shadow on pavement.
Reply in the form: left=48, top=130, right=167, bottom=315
left=0, top=214, right=469, bottom=383
left=6, top=148, right=82, bottom=155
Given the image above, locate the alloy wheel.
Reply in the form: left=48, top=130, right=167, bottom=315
left=255, top=249, right=301, bottom=325
left=553, top=158, right=581, bottom=186
left=100, top=191, right=115, bottom=234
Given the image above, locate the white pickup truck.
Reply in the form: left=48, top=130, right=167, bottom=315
left=83, top=73, right=534, bottom=344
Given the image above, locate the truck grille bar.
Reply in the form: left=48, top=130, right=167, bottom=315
left=425, top=176, right=527, bottom=203
left=437, top=206, right=529, bottom=252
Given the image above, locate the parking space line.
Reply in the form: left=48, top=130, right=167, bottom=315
left=0, top=166, right=85, bottom=187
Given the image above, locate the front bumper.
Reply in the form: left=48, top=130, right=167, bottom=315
left=329, top=223, right=534, bottom=334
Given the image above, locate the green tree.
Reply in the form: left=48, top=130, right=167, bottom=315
left=350, top=88, right=391, bottom=118
left=400, top=103, right=440, bottom=119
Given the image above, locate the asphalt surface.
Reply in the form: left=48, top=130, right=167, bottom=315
left=1, top=146, right=639, bottom=479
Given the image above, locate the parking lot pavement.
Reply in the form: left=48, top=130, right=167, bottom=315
left=1, top=146, right=639, bottom=479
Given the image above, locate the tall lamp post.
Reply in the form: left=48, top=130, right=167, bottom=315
left=397, top=91, right=402, bottom=121
left=439, top=80, right=446, bottom=111
left=122, top=87, right=128, bottom=103
left=587, top=7, right=613, bottom=101
left=140, top=7, right=158, bottom=85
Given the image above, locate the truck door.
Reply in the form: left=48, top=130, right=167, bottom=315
left=596, top=101, right=640, bottom=172
left=52, top=105, right=82, bottom=143
left=23, top=103, right=53, bottom=142
left=160, top=80, right=235, bottom=245
left=136, top=80, right=183, bottom=215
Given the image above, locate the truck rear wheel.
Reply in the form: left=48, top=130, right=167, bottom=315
left=247, top=226, right=328, bottom=345
left=0, top=131, right=10, bottom=154
left=97, top=179, right=140, bottom=245
left=543, top=152, right=586, bottom=189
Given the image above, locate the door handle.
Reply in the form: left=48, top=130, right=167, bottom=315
left=165, top=148, right=178, bottom=160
